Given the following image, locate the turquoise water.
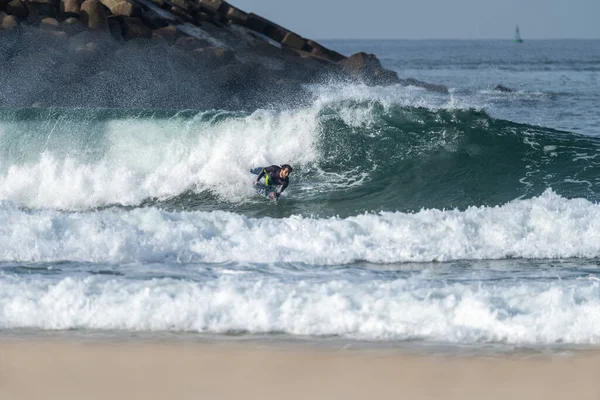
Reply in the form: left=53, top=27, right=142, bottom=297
left=1, top=40, right=600, bottom=349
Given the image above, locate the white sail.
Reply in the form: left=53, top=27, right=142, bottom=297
left=515, top=26, right=523, bottom=43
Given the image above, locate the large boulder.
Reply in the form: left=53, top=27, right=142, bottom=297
left=60, top=0, right=79, bottom=18
left=151, top=25, right=179, bottom=44
left=140, top=9, right=167, bottom=29
left=306, top=40, right=344, bottom=62
left=6, top=0, right=27, bottom=19
left=99, top=0, right=134, bottom=17
left=61, top=16, right=84, bottom=34
left=245, top=12, right=267, bottom=33
left=80, top=0, right=108, bottom=30
left=338, top=52, right=400, bottom=85
left=25, top=0, right=57, bottom=23
left=198, top=0, right=222, bottom=14
left=168, top=6, right=192, bottom=22
left=170, top=0, right=188, bottom=11
left=0, top=11, right=18, bottom=29
left=107, top=15, right=123, bottom=40
left=280, top=32, right=304, bottom=50
left=400, top=78, right=448, bottom=94
left=39, top=16, right=59, bottom=30
left=225, top=6, right=247, bottom=24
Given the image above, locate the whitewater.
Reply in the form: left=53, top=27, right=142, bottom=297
left=1, top=39, right=600, bottom=349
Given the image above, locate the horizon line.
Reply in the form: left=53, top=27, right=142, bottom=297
left=316, top=37, right=600, bottom=41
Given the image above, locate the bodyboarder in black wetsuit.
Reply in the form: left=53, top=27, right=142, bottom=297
left=252, top=164, right=293, bottom=199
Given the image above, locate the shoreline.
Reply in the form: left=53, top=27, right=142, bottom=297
left=3, top=329, right=600, bottom=356
left=2, top=339, right=600, bottom=400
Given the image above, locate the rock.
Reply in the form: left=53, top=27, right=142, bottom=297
left=39, top=16, right=58, bottom=30
left=61, top=16, right=84, bottom=34
left=401, top=78, right=448, bottom=94
left=0, top=0, right=445, bottom=110
left=24, top=6, right=58, bottom=28
left=1, top=12, right=18, bottom=29
left=194, top=11, right=209, bottom=24
left=107, top=15, right=122, bottom=40
left=340, top=52, right=381, bottom=79
left=337, top=52, right=401, bottom=86
left=60, top=0, right=79, bottom=18
left=24, top=0, right=58, bottom=23
left=6, top=0, right=27, bottom=20
left=307, top=40, right=344, bottom=62
left=245, top=12, right=267, bottom=33
left=199, top=0, right=222, bottom=13
left=373, top=69, right=401, bottom=85
left=494, top=84, right=514, bottom=93
left=80, top=0, right=108, bottom=30
left=140, top=10, right=167, bottom=29
left=281, top=32, right=304, bottom=50
left=121, top=17, right=151, bottom=40
left=169, top=6, right=192, bottom=22
left=170, top=0, right=188, bottom=11
left=263, top=24, right=286, bottom=42
left=99, top=0, right=133, bottom=17
left=226, top=6, right=247, bottom=24
left=152, top=25, right=178, bottom=44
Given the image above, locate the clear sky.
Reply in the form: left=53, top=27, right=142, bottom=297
left=230, top=0, right=600, bottom=40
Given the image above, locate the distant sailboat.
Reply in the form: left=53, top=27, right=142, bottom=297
left=514, top=26, right=524, bottom=43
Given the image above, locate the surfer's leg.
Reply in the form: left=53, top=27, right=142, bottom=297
left=250, top=167, right=262, bottom=175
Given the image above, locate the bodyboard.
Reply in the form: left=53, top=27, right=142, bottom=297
left=254, top=183, right=278, bottom=201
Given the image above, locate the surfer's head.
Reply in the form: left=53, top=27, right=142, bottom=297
left=280, top=164, right=293, bottom=178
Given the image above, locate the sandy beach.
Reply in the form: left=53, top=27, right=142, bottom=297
left=1, top=340, right=600, bottom=400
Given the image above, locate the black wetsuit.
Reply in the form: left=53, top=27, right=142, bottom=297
left=255, top=165, right=289, bottom=195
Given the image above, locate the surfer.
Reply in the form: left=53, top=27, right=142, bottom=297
left=252, top=164, right=293, bottom=199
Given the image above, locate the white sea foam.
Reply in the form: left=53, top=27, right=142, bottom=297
left=0, top=190, right=599, bottom=264
left=2, top=269, right=600, bottom=344
left=0, top=108, right=320, bottom=209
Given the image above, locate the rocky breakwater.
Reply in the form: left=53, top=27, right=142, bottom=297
left=0, top=0, right=447, bottom=109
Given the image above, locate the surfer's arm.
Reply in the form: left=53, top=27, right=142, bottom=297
left=255, top=166, right=276, bottom=183
left=276, top=180, right=289, bottom=196
left=255, top=169, right=266, bottom=182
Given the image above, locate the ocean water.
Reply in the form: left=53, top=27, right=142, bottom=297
left=1, top=40, right=600, bottom=350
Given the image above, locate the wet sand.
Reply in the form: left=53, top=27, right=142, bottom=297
left=2, top=341, right=600, bottom=400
